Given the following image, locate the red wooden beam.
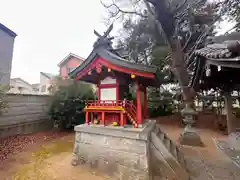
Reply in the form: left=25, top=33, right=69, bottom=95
left=75, top=60, right=99, bottom=80
left=74, top=57, right=155, bottom=81
left=98, top=58, right=155, bottom=78
left=98, top=84, right=117, bottom=88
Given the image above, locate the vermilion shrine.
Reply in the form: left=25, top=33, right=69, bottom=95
left=70, top=24, right=161, bottom=128
left=70, top=25, right=189, bottom=180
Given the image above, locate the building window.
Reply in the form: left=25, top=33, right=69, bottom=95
left=68, top=67, right=75, bottom=73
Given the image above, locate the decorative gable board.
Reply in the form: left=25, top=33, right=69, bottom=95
left=100, top=77, right=116, bottom=85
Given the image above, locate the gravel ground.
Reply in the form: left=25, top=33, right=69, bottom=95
left=0, top=131, right=112, bottom=180
left=0, top=131, right=69, bottom=164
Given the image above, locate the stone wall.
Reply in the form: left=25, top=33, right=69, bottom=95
left=72, top=121, right=190, bottom=180
left=72, top=124, right=152, bottom=180
left=0, top=94, right=53, bottom=138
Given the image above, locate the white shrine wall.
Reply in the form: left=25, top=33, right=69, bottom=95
left=100, top=77, right=117, bottom=101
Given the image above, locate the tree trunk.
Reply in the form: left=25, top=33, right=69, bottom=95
left=144, top=0, right=202, bottom=146
left=170, top=38, right=195, bottom=102
left=224, top=91, right=234, bottom=134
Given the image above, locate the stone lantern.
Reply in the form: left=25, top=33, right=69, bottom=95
left=179, top=103, right=204, bottom=146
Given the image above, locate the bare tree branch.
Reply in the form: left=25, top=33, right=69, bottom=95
left=224, top=22, right=240, bottom=35
left=172, top=0, right=188, bottom=15
left=101, top=0, right=147, bottom=18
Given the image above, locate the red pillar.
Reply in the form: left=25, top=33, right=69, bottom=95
left=143, top=86, right=148, bottom=119
left=123, top=114, right=127, bottom=126
left=120, top=112, right=124, bottom=126
left=136, top=83, right=142, bottom=127
left=85, top=111, right=89, bottom=124
left=97, top=85, right=101, bottom=101
left=101, top=112, right=105, bottom=125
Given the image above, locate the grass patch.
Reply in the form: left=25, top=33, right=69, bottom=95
left=13, top=138, right=74, bottom=180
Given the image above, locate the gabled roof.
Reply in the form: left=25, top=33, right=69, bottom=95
left=58, top=53, right=85, bottom=67
left=40, top=72, right=55, bottom=79
left=194, top=40, right=240, bottom=68
left=0, top=23, right=17, bottom=37
left=11, top=78, right=32, bottom=86
left=70, top=47, right=159, bottom=78
left=69, top=25, right=161, bottom=87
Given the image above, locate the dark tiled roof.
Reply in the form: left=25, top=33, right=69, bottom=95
left=193, top=39, right=240, bottom=69
left=0, top=23, right=17, bottom=37
left=70, top=47, right=159, bottom=78
left=194, top=40, right=240, bottom=60
left=194, top=43, right=232, bottom=59
left=195, top=32, right=240, bottom=59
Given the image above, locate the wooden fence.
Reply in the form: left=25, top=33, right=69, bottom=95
left=0, top=94, right=53, bottom=138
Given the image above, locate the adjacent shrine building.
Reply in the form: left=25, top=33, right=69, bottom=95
left=70, top=25, right=161, bottom=128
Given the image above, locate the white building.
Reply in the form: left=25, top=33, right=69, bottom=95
left=9, top=78, right=38, bottom=94
left=39, top=72, right=56, bottom=95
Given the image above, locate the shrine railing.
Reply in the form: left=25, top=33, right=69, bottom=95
left=83, top=100, right=138, bottom=126
left=83, top=100, right=136, bottom=107
left=84, top=100, right=123, bottom=107
left=125, top=101, right=137, bottom=116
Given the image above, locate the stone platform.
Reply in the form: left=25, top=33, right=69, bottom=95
left=72, top=123, right=154, bottom=180
left=72, top=122, right=189, bottom=180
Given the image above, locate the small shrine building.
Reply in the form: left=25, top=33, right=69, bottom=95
left=70, top=25, right=161, bottom=128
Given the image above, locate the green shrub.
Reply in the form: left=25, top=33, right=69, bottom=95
left=148, top=100, right=174, bottom=117
left=49, top=79, right=95, bottom=130
left=234, top=107, right=240, bottom=118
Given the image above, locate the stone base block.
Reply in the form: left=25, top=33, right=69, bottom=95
left=72, top=123, right=155, bottom=180
left=179, top=130, right=204, bottom=147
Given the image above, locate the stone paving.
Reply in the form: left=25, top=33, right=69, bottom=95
left=157, top=115, right=240, bottom=180
left=185, top=155, right=240, bottom=180
left=215, top=139, right=240, bottom=168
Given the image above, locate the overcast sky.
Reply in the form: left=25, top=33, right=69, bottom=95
left=0, top=0, right=109, bottom=84
left=0, top=0, right=233, bottom=84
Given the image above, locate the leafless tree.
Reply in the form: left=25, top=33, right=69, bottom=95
left=102, top=0, right=218, bottom=103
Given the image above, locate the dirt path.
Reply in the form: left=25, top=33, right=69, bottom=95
left=0, top=134, right=112, bottom=180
